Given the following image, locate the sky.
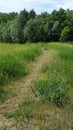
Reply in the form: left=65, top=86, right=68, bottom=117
left=0, top=0, right=73, bottom=14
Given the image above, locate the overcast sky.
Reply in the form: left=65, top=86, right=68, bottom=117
left=0, top=0, right=73, bottom=14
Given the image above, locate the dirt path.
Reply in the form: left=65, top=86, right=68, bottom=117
left=0, top=50, right=56, bottom=129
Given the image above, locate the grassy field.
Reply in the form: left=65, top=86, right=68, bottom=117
left=0, top=43, right=42, bottom=99
left=0, top=43, right=73, bottom=130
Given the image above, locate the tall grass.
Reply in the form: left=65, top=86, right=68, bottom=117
left=34, top=43, right=73, bottom=129
left=35, top=76, right=68, bottom=107
left=17, top=46, right=42, bottom=61
left=0, top=54, right=28, bottom=99
left=42, top=43, right=73, bottom=84
left=35, top=43, right=73, bottom=107
left=0, top=55, right=28, bottom=85
left=0, top=44, right=42, bottom=100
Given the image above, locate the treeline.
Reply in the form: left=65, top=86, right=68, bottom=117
left=0, top=8, right=73, bottom=43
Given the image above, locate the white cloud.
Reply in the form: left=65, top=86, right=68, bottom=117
left=0, top=0, right=73, bottom=13
left=58, top=0, right=73, bottom=9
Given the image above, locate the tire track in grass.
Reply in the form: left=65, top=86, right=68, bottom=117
left=0, top=50, right=56, bottom=129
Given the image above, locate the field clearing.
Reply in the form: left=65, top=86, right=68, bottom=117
left=0, top=42, right=73, bottom=130
left=0, top=43, right=41, bottom=54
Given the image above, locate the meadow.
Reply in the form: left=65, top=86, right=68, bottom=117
left=0, top=43, right=73, bottom=130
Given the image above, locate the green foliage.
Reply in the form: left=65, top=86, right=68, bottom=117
left=0, top=12, right=18, bottom=24
left=24, top=18, right=42, bottom=42
left=35, top=76, right=68, bottom=107
left=51, top=21, right=60, bottom=41
left=60, top=26, right=71, bottom=42
left=7, top=20, right=19, bottom=43
left=17, top=9, right=28, bottom=43
left=2, top=23, right=12, bottom=43
left=28, top=9, right=36, bottom=19
left=1, top=8, right=73, bottom=43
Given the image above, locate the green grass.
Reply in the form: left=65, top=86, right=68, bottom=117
left=41, top=43, right=73, bottom=85
left=0, top=43, right=42, bottom=100
left=0, top=45, right=42, bottom=86
left=0, top=42, right=73, bottom=129
left=5, top=97, right=35, bottom=120
left=35, top=76, right=69, bottom=107
left=33, top=43, right=73, bottom=129
left=17, top=45, right=42, bottom=61
left=0, top=55, right=27, bottom=84
left=35, top=43, right=73, bottom=106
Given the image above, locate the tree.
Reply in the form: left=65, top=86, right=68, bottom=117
left=66, top=10, right=73, bottom=27
left=0, top=23, right=3, bottom=42
left=0, top=8, right=73, bottom=43
left=8, top=19, right=19, bottom=43
left=28, top=9, right=36, bottom=19
left=17, top=9, right=28, bottom=43
left=2, top=23, right=12, bottom=43
left=60, top=26, right=71, bottom=42
left=61, top=26, right=73, bottom=42
left=51, top=21, right=60, bottom=41
left=51, top=8, right=66, bottom=41
left=24, top=18, right=46, bottom=42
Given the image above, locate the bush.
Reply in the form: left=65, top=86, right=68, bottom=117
left=35, top=76, right=68, bottom=107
